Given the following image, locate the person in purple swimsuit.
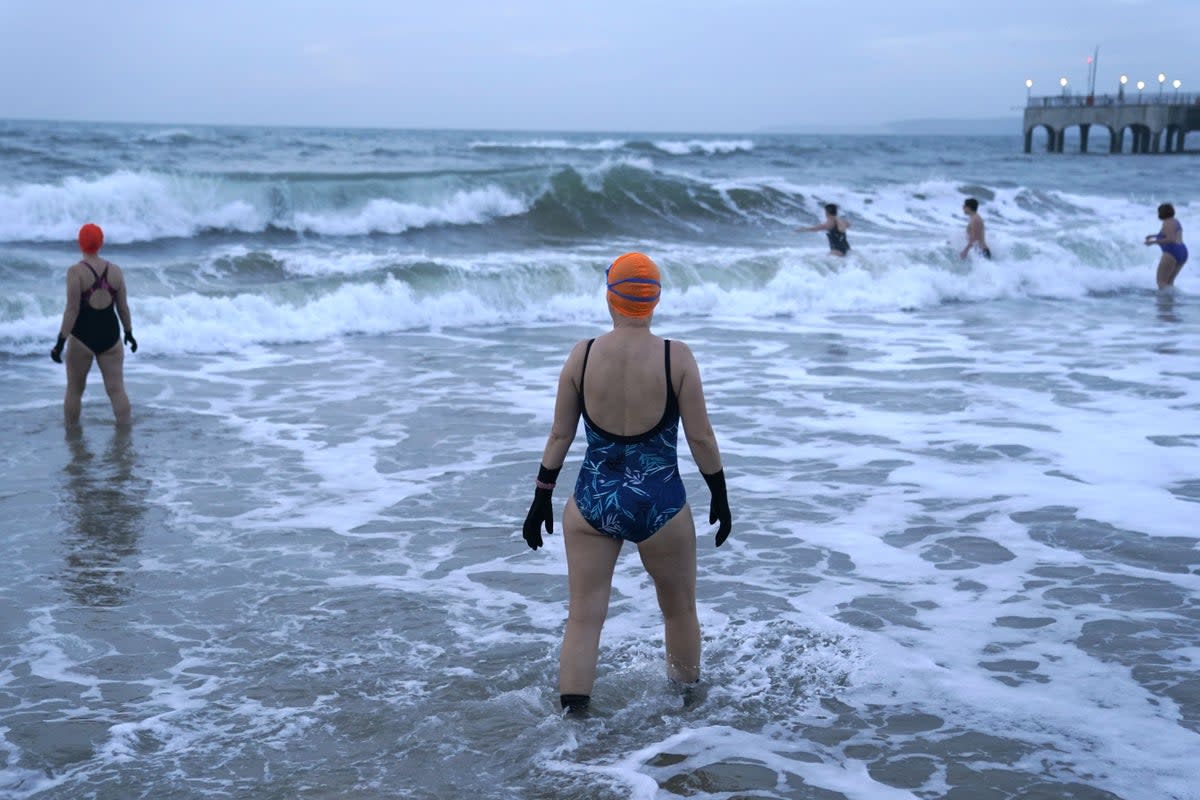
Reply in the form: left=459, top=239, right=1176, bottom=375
left=1144, top=203, right=1187, bottom=289
left=51, top=223, right=137, bottom=425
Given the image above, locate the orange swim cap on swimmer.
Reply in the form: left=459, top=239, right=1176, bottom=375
left=606, top=252, right=661, bottom=318
left=78, top=223, right=104, bottom=254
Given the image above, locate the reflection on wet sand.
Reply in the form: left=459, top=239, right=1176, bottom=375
left=61, top=425, right=147, bottom=607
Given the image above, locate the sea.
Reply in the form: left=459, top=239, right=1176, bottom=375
left=1, top=119, right=1198, bottom=800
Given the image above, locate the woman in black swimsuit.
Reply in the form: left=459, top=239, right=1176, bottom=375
left=797, top=203, right=851, bottom=256
left=51, top=224, right=137, bottom=425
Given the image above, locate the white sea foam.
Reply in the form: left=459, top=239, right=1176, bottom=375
left=0, top=171, right=534, bottom=244
left=5, top=299, right=1199, bottom=798
left=0, top=238, right=1172, bottom=357
left=651, top=138, right=755, bottom=156
left=468, top=138, right=627, bottom=151
left=291, top=185, right=528, bottom=236
left=0, top=170, right=268, bottom=243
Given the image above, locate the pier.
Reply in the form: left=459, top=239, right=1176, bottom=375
left=1023, top=93, right=1200, bottom=154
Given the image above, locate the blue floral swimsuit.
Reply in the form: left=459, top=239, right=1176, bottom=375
left=573, top=338, right=687, bottom=543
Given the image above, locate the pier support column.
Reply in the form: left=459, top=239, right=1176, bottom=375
left=1110, top=128, right=1124, bottom=154
left=1151, top=131, right=1161, bottom=153
left=1054, top=129, right=1066, bottom=153
left=1135, top=129, right=1149, bottom=153
left=1079, top=124, right=1090, bottom=154
left=1024, top=129, right=1033, bottom=154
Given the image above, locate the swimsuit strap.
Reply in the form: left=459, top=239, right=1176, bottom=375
left=578, top=338, right=595, bottom=403
left=80, top=261, right=115, bottom=291
left=664, top=339, right=680, bottom=419
left=80, top=261, right=100, bottom=300
left=663, top=339, right=675, bottom=400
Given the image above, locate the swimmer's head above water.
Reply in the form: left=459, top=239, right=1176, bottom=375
left=605, top=252, right=661, bottom=319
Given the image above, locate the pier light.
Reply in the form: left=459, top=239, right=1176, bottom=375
left=1059, top=76, right=1068, bottom=97
left=1137, top=79, right=1145, bottom=103
left=1157, top=72, right=1166, bottom=98
left=1120, top=75, right=1128, bottom=84
left=1119, top=74, right=1128, bottom=102
left=1174, top=79, right=1182, bottom=99
left=1025, top=78, right=1033, bottom=100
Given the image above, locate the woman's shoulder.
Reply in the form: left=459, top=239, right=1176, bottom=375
left=102, top=259, right=126, bottom=285
left=64, top=260, right=88, bottom=283
left=666, top=338, right=697, bottom=364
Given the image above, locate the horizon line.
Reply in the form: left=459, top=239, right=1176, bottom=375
left=0, top=114, right=1022, bottom=137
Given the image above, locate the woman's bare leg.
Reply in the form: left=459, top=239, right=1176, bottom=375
left=63, top=337, right=93, bottom=424
left=558, top=499, right=622, bottom=698
left=1165, top=259, right=1185, bottom=287
left=637, top=505, right=700, bottom=685
left=1156, top=253, right=1179, bottom=289
left=94, top=342, right=131, bottom=425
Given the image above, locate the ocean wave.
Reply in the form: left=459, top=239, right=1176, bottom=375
left=468, top=138, right=626, bottom=152
left=0, top=242, right=1161, bottom=357
left=0, top=170, right=266, bottom=244
left=292, top=186, right=527, bottom=236
left=134, top=128, right=204, bottom=146
left=644, top=138, right=756, bottom=156
left=465, top=137, right=756, bottom=157
left=0, top=165, right=1179, bottom=247
left=0, top=170, right=531, bottom=243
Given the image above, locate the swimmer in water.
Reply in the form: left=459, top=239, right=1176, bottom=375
left=960, top=198, right=991, bottom=259
left=1144, top=203, right=1187, bottom=289
left=50, top=224, right=137, bottom=425
left=797, top=203, right=851, bottom=256
left=521, top=252, right=732, bottom=715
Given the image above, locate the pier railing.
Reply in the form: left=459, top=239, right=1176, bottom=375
left=1028, top=93, right=1198, bottom=108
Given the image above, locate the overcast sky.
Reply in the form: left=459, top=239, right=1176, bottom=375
left=2, top=0, right=1198, bottom=132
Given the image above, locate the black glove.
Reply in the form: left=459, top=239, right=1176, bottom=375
left=702, top=469, right=732, bottom=547
left=50, top=334, right=66, bottom=364
left=522, top=464, right=561, bottom=550
left=124, top=329, right=138, bottom=353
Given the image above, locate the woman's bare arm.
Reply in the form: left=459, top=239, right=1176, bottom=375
left=673, top=341, right=722, bottom=475
left=113, top=264, right=133, bottom=333
left=57, top=267, right=81, bottom=339
left=538, top=340, right=586, bottom=470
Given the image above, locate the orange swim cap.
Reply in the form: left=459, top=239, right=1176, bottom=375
left=78, top=223, right=104, bottom=254
left=606, top=252, right=661, bottom=318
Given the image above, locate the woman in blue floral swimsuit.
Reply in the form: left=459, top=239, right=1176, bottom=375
left=521, top=252, right=732, bottom=715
